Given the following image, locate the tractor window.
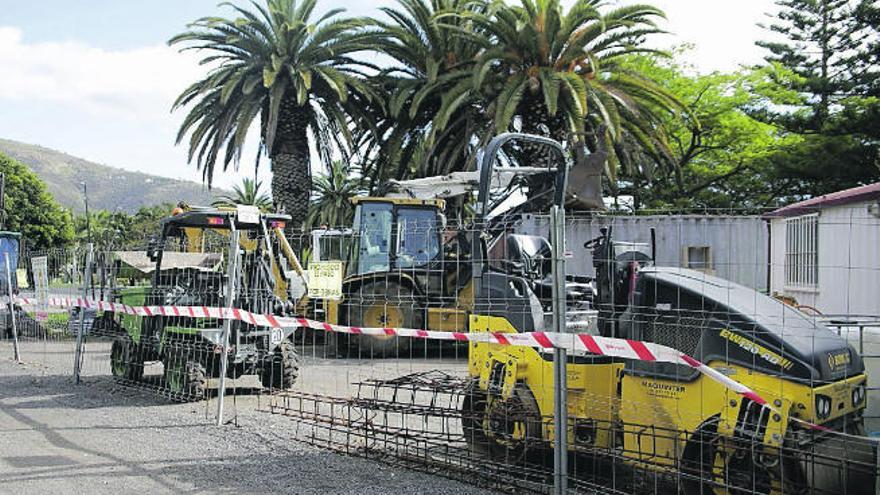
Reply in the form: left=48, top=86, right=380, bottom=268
left=354, top=202, right=393, bottom=275
left=396, top=208, right=439, bottom=269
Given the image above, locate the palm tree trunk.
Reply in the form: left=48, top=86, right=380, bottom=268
left=271, top=102, right=311, bottom=229
left=270, top=148, right=310, bottom=228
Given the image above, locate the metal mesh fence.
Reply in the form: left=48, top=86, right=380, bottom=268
left=2, top=203, right=879, bottom=494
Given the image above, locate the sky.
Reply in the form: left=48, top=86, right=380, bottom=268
left=0, top=0, right=776, bottom=191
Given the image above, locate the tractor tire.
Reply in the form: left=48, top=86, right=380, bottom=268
left=163, top=345, right=207, bottom=402
left=339, top=281, right=416, bottom=358
left=110, top=337, right=144, bottom=382
left=461, top=378, right=543, bottom=464
left=260, top=340, right=300, bottom=390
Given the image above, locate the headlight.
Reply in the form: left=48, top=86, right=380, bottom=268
left=852, top=385, right=867, bottom=407
left=816, top=394, right=832, bottom=419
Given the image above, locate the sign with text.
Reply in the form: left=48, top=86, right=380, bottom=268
left=306, top=261, right=343, bottom=300
left=31, top=256, right=49, bottom=322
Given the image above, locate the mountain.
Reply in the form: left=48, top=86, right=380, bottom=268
left=0, top=138, right=223, bottom=214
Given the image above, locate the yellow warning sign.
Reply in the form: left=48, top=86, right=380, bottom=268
left=307, top=261, right=343, bottom=300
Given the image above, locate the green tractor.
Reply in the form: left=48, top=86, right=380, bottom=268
left=104, top=205, right=306, bottom=400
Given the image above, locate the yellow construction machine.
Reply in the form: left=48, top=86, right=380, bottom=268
left=459, top=134, right=876, bottom=494
left=317, top=135, right=592, bottom=356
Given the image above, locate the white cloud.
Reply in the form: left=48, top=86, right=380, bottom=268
left=647, top=0, right=775, bottom=73
left=0, top=26, right=202, bottom=119
left=0, top=26, right=267, bottom=190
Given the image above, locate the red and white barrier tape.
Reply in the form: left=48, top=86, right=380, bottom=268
left=9, top=295, right=859, bottom=436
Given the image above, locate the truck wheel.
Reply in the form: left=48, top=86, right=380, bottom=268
left=163, top=346, right=207, bottom=401
left=461, top=379, right=543, bottom=464
left=261, top=340, right=300, bottom=390
left=342, top=281, right=415, bottom=358
left=110, top=337, right=144, bottom=381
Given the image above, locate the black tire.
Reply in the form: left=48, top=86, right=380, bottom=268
left=460, top=378, right=543, bottom=464
left=163, top=345, right=207, bottom=401
left=260, top=340, right=300, bottom=390
left=110, top=337, right=144, bottom=381
left=462, top=379, right=492, bottom=457
left=340, top=281, right=416, bottom=358
left=680, top=417, right=773, bottom=495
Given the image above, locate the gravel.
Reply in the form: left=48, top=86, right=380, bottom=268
left=0, top=340, right=494, bottom=494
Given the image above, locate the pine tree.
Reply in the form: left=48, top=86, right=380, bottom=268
left=754, top=0, right=880, bottom=198
left=757, top=0, right=878, bottom=131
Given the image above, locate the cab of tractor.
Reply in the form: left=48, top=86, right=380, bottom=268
left=328, top=197, right=454, bottom=357
left=108, top=205, right=303, bottom=400
left=345, top=197, right=445, bottom=279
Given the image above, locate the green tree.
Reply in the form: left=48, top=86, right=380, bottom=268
left=74, top=204, right=175, bottom=249
left=306, top=160, right=365, bottom=228
left=129, top=204, right=175, bottom=244
left=212, top=178, right=273, bottom=211
left=753, top=0, right=880, bottom=196
left=368, top=0, right=687, bottom=209
left=0, top=152, right=74, bottom=250
left=616, top=54, right=797, bottom=210
left=170, top=0, right=378, bottom=227
left=74, top=210, right=131, bottom=248
left=447, top=0, right=687, bottom=207
left=365, top=0, right=489, bottom=185
left=757, top=0, right=878, bottom=130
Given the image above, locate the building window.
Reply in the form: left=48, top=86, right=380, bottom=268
left=785, top=214, right=818, bottom=288
left=683, top=246, right=712, bottom=272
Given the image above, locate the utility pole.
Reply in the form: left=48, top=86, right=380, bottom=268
left=81, top=182, right=92, bottom=245
left=0, top=173, right=6, bottom=231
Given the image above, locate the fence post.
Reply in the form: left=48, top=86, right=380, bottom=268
left=4, top=252, right=21, bottom=363
left=216, top=226, right=239, bottom=426
left=73, top=243, right=94, bottom=383
left=550, top=205, right=568, bottom=495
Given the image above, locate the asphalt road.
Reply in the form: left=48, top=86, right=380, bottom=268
left=0, top=340, right=490, bottom=495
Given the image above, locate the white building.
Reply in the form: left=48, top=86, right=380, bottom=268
left=518, top=214, right=769, bottom=291
left=767, top=182, right=880, bottom=317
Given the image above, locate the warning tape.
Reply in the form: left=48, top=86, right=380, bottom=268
left=7, top=295, right=863, bottom=437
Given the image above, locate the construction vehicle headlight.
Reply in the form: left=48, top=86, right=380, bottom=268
left=852, top=385, right=866, bottom=406
left=816, top=394, right=832, bottom=419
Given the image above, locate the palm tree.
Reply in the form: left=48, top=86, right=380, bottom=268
left=439, top=0, right=689, bottom=206
left=170, top=0, right=378, bottom=227
left=306, top=160, right=365, bottom=229
left=212, top=178, right=273, bottom=211
left=363, top=0, right=490, bottom=184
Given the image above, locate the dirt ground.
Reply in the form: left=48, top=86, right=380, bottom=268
left=0, top=340, right=490, bottom=495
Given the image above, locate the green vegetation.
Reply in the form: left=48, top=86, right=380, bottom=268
left=361, top=0, right=486, bottom=186
left=0, top=152, right=74, bottom=250
left=73, top=204, right=172, bottom=249
left=0, top=138, right=218, bottom=214
left=748, top=0, right=880, bottom=201
left=615, top=55, right=790, bottom=210
left=169, top=0, right=379, bottom=228
left=212, top=178, right=273, bottom=211
left=11, top=0, right=867, bottom=225
left=306, top=160, right=365, bottom=229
